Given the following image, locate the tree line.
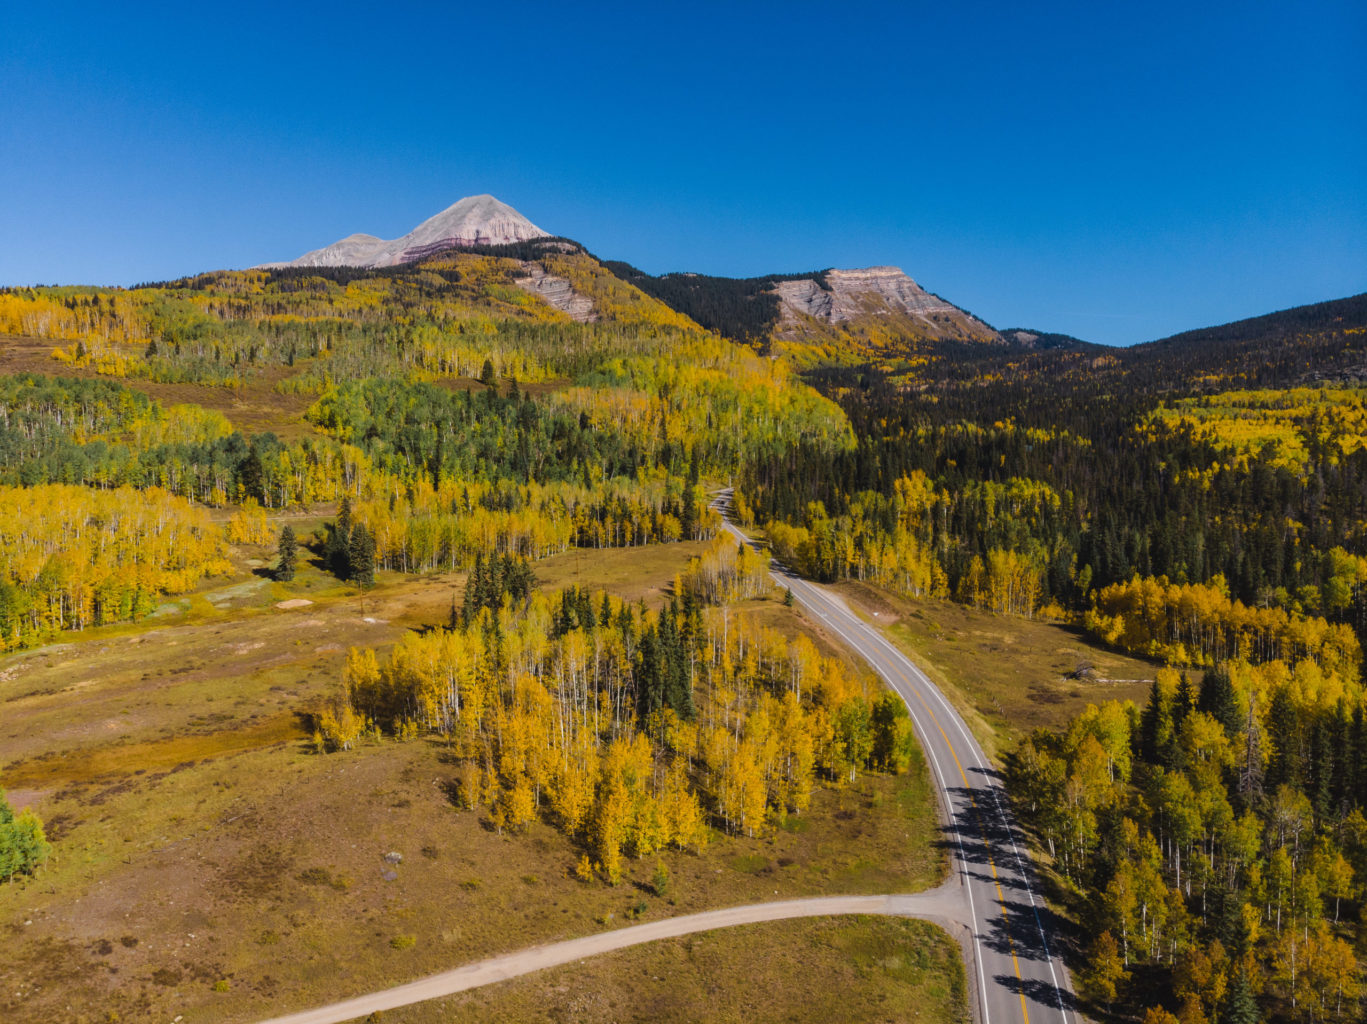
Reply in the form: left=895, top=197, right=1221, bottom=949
left=1010, top=655, right=1366, bottom=1022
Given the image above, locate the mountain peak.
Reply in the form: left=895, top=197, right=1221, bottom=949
left=262, top=194, right=549, bottom=269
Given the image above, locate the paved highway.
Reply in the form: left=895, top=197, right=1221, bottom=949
left=715, top=491, right=1076, bottom=1024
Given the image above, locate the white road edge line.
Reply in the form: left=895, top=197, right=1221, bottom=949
left=717, top=497, right=1073, bottom=1024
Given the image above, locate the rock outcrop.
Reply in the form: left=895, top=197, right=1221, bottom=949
left=262, top=195, right=548, bottom=269
left=515, top=262, right=597, bottom=322
left=775, top=266, right=1000, bottom=344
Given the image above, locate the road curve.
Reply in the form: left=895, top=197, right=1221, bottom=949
left=253, top=887, right=966, bottom=1024
left=716, top=492, right=1077, bottom=1024
left=252, top=497, right=1075, bottom=1024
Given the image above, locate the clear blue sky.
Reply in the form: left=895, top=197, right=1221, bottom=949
left=2, top=1, right=1363, bottom=345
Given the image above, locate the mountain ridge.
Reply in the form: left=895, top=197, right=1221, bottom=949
left=261, top=194, right=549, bottom=269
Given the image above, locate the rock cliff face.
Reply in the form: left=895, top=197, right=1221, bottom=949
left=515, top=262, right=597, bottom=322
left=774, top=266, right=1000, bottom=344
left=262, top=195, right=548, bottom=269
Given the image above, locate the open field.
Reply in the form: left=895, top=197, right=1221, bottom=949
left=0, top=537, right=944, bottom=1024
left=403, top=915, right=969, bottom=1024
left=831, top=581, right=1158, bottom=757
left=0, top=333, right=322, bottom=439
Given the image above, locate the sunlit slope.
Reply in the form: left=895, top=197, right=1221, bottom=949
left=0, top=240, right=852, bottom=468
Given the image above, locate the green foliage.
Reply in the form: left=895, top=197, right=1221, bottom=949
left=348, top=523, right=375, bottom=587
left=1009, top=653, right=1367, bottom=1022
left=871, top=692, right=916, bottom=774
left=651, top=859, right=671, bottom=898
left=0, top=790, right=50, bottom=881
left=304, top=378, right=639, bottom=485
left=276, top=524, right=297, bottom=582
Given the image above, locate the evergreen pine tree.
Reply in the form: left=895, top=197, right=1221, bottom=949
left=1138, top=678, right=1172, bottom=765
left=556, top=587, right=578, bottom=636
left=1310, top=716, right=1334, bottom=821
left=329, top=497, right=354, bottom=579
left=576, top=587, right=595, bottom=633
left=238, top=447, right=265, bottom=504
left=681, top=488, right=698, bottom=540
left=1265, top=687, right=1302, bottom=791
left=637, top=626, right=664, bottom=718
left=1198, top=665, right=1241, bottom=737
left=1329, top=702, right=1352, bottom=814
left=463, top=554, right=484, bottom=627
left=348, top=523, right=375, bottom=587
left=1352, top=704, right=1367, bottom=808
left=1173, top=672, right=1196, bottom=733
left=276, top=525, right=297, bottom=582
left=430, top=425, right=444, bottom=493
left=1221, top=971, right=1260, bottom=1024
left=479, top=358, right=497, bottom=387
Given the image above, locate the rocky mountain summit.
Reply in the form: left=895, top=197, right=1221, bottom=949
left=263, top=194, right=548, bottom=269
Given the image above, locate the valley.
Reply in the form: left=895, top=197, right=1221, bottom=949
left=0, top=192, right=1364, bottom=1024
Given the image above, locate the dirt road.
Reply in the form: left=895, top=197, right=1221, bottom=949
left=255, top=885, right=968, bottom=1024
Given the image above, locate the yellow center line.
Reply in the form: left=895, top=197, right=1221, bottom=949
left=898, top=667, right=1031, bottom=1024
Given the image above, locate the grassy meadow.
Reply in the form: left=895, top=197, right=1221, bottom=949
left=0, top=537, right=946, bottom=1024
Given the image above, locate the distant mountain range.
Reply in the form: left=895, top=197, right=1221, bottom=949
left=257, top=194, right=1365, bottom=373
left=261, top=195, right=1008, bottom=360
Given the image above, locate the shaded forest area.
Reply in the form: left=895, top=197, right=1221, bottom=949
left=602, top=261, right=831, bottom=344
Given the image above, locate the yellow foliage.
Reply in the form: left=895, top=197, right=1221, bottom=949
left=226, top=499, right=273, bottom=544
left=0, top=483, right=230, bottom=646
left=1085, top=574, right=1360, bottom=675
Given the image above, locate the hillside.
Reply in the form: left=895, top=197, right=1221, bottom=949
left=1127, top=290, right=1367, bottom=387
left=602, top=260, right=1001, bottom=361
left=998, top=327, right=1097, bottom=351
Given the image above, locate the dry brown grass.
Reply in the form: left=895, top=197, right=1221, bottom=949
left=832, top=581, right=1158, bottom=756
left=0, top=541, right=945, bottom=1024
left=0, top=332, right=319, bottom=438
left=414, top=915, right=969, bottom=1024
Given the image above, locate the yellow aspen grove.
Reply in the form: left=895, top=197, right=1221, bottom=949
left=1085, top=575, right=1361, bottom=673
left=324, top=581, right=902, bottom=873
left=0, top=483, right=231, bottom=645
